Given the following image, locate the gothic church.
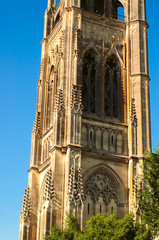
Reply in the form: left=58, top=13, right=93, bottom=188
left=19, top=0, right=151, bottom=239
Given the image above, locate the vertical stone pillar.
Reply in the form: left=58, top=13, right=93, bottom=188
left=129, top=0, right=150, bottom=156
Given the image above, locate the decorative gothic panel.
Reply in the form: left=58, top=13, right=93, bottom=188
left=85, top=170, right=118, bottom=203
left=83, top=169, right=119, bottom=225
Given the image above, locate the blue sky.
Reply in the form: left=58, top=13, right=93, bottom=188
left=0, top=1, right=158, bottom=239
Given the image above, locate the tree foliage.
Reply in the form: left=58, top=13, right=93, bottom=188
left=138, top=144, right=159, bottom=237
left=45, top=214, right=81, bottom=240
left=45, top=213, right=151, bottom=240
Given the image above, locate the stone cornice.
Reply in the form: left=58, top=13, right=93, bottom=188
left=50, top=144, right=83, bottom=153
left=40, top=37, right=48, bottom=45
left=82, top=151, right=129, bottom=164
left=128, top=156, right=144, bottom=161
left=131, top=73, right=150, bottom=81
left=128, top=19, right=149, bottom=28
left=42, top=127, right=53, bottom=140
left=82, top=116, right=128, bottom=129
left=82, top=10, right=126, bottom=30
left=47, top=20, right=63, bottom=44
left=38, top=158, right=51, bottom=173
left=28, top=166, right=39, bottom=173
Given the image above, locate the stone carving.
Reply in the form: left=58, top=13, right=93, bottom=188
left=130, top=98, right=137, bottom=123
left=82, top=21, right=124, bottom=44
left=55, top=89, right=64, bottom=112
left=38, top=59, right=44, bottom=86
left=20, top=187, right=31, bottom=222
left=130, top=98, right=138, bottom=155
left=85, top=170, right=117, bottom=203
left=43, top=168, right=55, bottom=201
left=81, top=121, right=128, bottom=156
left=59, top=30, right=65, bottom=57
left=42, top=169, right=61, bottom=214
left=70, top=149, right=80, bottom=163
left=53, top=89, right=65, bottom=145
left=142, top=78, right=147, bottom=88
left=32, top=58, right=44, bottom=137
left=71, top=84, right=83, bottom=110
left=32, top=111, right=42, bottom=136
left=72, top=29, right=80, bottom=59
left=68, top=165, right=84, bottom=207
left=70, top=85, right=83, bottom=144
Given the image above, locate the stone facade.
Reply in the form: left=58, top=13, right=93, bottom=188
left=19, top=0, right=151, bottom=239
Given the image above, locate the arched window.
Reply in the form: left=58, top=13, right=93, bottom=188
left=46, top=208, right=51, bottom=235
left=46, top=66, right=54, bottom=129
left=83, top=169, right=121, bottom=226
left=81, top=0, right=104, bottom=15
left=112, top=0, right=125, bottom=21
left=104, top=56, right=122, bottom=120
left=82, top=50, right=97, bottom=114
left=94, top=0, right=104, bottom=14
left=54, top=12, right=60, bottom=26
left=117, top=6, right=125, bottom=21
left=52, top=210, right=56, bottom=226
left=81, top=0, right=125, bottom=20
left=81, top=0, right=87, bottom=10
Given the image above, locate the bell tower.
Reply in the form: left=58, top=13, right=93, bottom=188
left=19, top=0, right=151, bottom=239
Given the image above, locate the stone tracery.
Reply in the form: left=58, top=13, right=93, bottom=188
left=85, top=170, right=118, bottom=204
left=83, top=168, right=120, bottom=225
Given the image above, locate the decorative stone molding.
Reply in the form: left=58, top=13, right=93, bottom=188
left=20, top=187, right=31, bottom=222
left=82, top=20, right=125, bottom=44
left=43, top=168, right=55, bottom=201
left=38, top=59, right=44, bottom=86
left=32, top=111, right=42, bottom=136
left=70, top=85, right=83, bottom=144
left=70, top=149, right=80, bottom=163
left=85, top=170, right=118, bottom=203
left=59, top=30, right=65, bottom=58
left=72, top=28, right=80, bottom=59
left=71, top=84, right=83, bottom=110
left=130, top=98, right=137, bottom=123
left=68, top=165, right=84, bottom=207
left=82, top=121, right=128, bottom=156
left=55, top=89, right=64, bottom=112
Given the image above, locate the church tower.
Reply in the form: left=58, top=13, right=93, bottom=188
left=19, top=0, right=151, bottom=239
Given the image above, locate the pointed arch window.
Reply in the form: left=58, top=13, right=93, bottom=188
left=82, top=50, right=97, bottom=114
left=112, top=0, right=125, bottom=21
left=46, top=66, right=54, bottom=129
left=81, top=0, right=104, bottom=14
left=104, top=56, right=122, bottom=120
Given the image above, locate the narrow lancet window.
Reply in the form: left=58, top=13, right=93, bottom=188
left=104, top=56, right=122, bottom=120
left=112, top=0, right=125, bottom=21
left=82, top=50, right=97, bottom=114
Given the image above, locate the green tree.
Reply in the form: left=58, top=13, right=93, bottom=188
left=82, top=213, right=151, bottom=240
left=138, top=144, right=159, bottom=238
left=45, top=213, right=151, bottom=240
left=45, top=213, right=81, bottom=240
